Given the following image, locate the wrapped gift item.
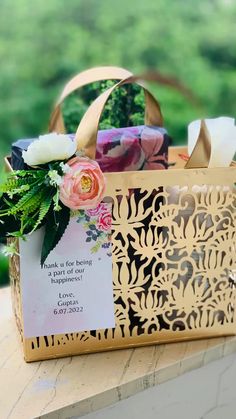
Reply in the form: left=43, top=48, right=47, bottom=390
left=96, top=125, right=168, bottom=172
left=11, top=125, right=169, bottom=172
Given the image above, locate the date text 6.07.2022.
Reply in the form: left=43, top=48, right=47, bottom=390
left=53, top=307, right=84, bottom=315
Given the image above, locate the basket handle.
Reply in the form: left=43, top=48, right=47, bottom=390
left=49, top=66, right=134, bottom=133
left=74, top=74, right=163, bottom=158
left=185, top=120, right=211, bottom=169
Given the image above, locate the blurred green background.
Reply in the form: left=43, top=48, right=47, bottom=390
left=0, top=0, right=236, bottom=286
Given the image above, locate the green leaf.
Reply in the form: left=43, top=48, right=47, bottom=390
left=9, top=185, right=41, bottom=214
left=30, top=192, right=54, bottom=233
left=12, top=169, right=47, bottom=179
left=0, top=210, right=34, bottom=239
left=0, top=171, right=46, bottom=197
left=41, top=205, right=70, bottom=266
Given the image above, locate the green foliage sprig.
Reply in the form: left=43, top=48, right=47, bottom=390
left=0, top=162, right=70, bottom=266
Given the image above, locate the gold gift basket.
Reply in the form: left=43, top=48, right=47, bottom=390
left=8, top=68, right=236, bottom=362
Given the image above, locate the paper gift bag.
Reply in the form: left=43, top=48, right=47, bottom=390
left=7, top=70, right=236, bottom=362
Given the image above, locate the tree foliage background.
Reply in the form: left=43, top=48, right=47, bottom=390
left=0, top=0, right=236, bottom=284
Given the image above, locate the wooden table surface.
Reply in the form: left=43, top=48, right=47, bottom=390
left=1, top=286, right=236, bottom=419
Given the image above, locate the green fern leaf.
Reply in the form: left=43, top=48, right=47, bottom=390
left=12, top=169, right=47, bottom=179
left=31, top=192, right=54, bottom=233
left=0, top=178, right=19, bottom=193
left=0, top=176, right=36, bottom=195
left=10, top=185, right=41, bottom=214
left=21, top=190, right=44, bottom=215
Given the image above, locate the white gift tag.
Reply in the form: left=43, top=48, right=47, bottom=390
left=20, top=204, right=115, bottom=338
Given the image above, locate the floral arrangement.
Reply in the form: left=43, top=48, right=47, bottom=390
left=0, top=133, right=106, bottom=265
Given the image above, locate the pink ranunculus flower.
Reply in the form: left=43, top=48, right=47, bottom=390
left=59, top=157, right=106, bottom=210
left=86, top=202, right=108, bottom=217
left=97, top=211, right=112, bottom=232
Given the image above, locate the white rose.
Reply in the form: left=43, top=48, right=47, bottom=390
left=188, top=117, right=236, bottom=167
left=22, top=133, right=77, bottom=166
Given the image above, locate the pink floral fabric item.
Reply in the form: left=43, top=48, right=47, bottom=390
left=12, top=126, right=169, bottom=172
left=95, top=125, right=169, bottom=172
